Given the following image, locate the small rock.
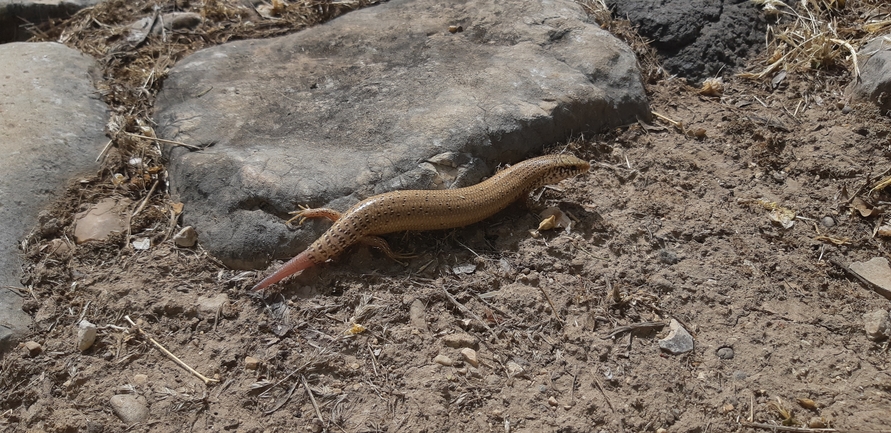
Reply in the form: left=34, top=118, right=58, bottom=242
left=506, top=361, right=524, bottom=376
left=548, top=396, right=559, bottom=407
left=109, top=394, right=150, bottom=423
left=821, top=216, right=835, bottom=228
left=808, top=417, right=827, bottom=428
left=460, top=347, right=479, bottom=367
left=245, top=356, right=261, bottom=370
left=452, top=263, right=477, bottom=275
left=73, top=197, right=132, bottom=243
left=433, top=354, right=454, bottom=366
left=863, top=309, right=891, bottom=341
left=76, top=319, right=98, bottom=352
left=658, top=249, right=680, bottom=265
left=716, top=346, right=734, bottom=359
left=22, top=341, right=42, bottom=357
left=132, top=374, right=148, bottom=386
left=443, top=333, right=478, bottom=349
left=721, top=403, right=734, bottom=413
left=47, top=238, right=73, bottom=257
left=197, top=293, right=229, bottom=316
left=408, top=299, right=428, bottom=332
left=849, top=257, right=891, bottom=300
left=132, top=238, right=151, bottom=250
left=658, top=319, right=694, bottom=355
left=173, top=226, right=198, bottom=247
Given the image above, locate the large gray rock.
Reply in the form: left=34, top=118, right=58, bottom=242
left=155, top=0, right=649, bottom=269
left=0, top=42, right=108, bottom=355
left=0, top=0, right=101, bottom=42
left=848, top=34, right=891, bottom=113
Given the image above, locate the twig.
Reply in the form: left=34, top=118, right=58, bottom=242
left=124, top=315, right=218, bottom=385
left=263, top=380, right=299, bottom=416
left=593, top=376, right=624, bottom=433
left=132, top=179, right=159, bottom=218
left=302, top=375, right=325, bottom=426
left=95, top=139, right=114, bottom=162
left=439, top=286, right=497, bottom=339
left=739, top=422, right=840, bottom=432
left=602, top=322, right=666, bottom=340
left=126, top=132, right=203, bottom=150
left=537, top=286, right=562, bottom=322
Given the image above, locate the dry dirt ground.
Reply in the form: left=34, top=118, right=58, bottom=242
left=3, top=1, right=891, bottom=432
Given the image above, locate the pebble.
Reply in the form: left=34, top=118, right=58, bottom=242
left=197, top=293, right=229, bottom=316
left=716, top=346, right=734, bottom=359
left=408, top=299, right=428, bottom=332
left=133, top=374, right=148, bottom=386
left=821, top=216, right=835, bottom=228
left=22, top=341, right=42, bottom=357
left=658, top=319, right=694, bottom=355
left=460, top=347, right=479, bottom=367
left=863, top=309, right=891, bottom=341
left=433, top=354, right=454, bottom=366
left=109, top=394, right=150, bottom=423
left=245, top=356, right=261, bottom=370
left=443, top=333, right=478, bottom=349
left=73, top=198, right=132, bottom=243
left=548, top=396, right=559, bottom=407
left=506, top=360, right=524, bottom=376
left=76, top=319, right=97, bottom=352
left=173, top=226, right=198, bottom=247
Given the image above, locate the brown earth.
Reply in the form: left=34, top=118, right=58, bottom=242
left=3, top=1, right=891, bottom=432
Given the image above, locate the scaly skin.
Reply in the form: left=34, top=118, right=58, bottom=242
left=252, top=153, right=590, bottom=291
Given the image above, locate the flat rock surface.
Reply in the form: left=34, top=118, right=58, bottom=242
left=155, top=0, right=649, bottom=269
left=0, top=42, right=108, bottom=354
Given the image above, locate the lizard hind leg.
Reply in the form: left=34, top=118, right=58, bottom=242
left=286, top=205, right=343, bottom=226
left=359, top=236, right=416, bottom=264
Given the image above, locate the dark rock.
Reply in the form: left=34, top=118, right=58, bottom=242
left=848, top=33, right=891, bottom=113
left=155, top=0, right=650, bottom=269
left=658, top=319, right=694, bottom=355
left=606, top=0, right=778, bottom=84
left=0, top=0, right=102, bottom=42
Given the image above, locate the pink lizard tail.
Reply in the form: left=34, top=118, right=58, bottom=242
left=252, top=250, right=317, bottom=291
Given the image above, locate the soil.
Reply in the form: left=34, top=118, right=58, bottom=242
left=3, top=1, right=891, bottom=433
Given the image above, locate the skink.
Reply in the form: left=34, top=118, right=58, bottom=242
left=252, top=153, right=590, bottom=291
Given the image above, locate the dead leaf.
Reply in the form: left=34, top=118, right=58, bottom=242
left=850, top=197, right=879, bottom=217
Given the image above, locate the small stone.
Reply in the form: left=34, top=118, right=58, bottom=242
left=22, top=341, right=42, bottom=357
left=506, top=361, right=524, bottom=376
left=434, top=354, right=454, bottom=366
left=721, top=403, right=734, bottom=413
left=109, top=394, right=150, bottom=423
left=133, top=374, right=148, bottom=386
left=73, top=198, right=132, bottom=243
left=409, top=299, right=428, bottom=332
left=48, top=238, right=73, bottom=257
left=658, top=249, right=679, bottom=265
left=173, top=226, right=198, bottom=247
left=716, top=346, right=734, bottom=359
left=849, top=257, right=891, bottom=300
left=197, top=293, right=229, bottom=317
left=131, top=237, right=151, bottom=250
left=821, top=216, right=835, bottom=228
left=808, top=417, right=826, bottom=428
left=452, top=263, right=477, bottom=275
left=658, top=319, right=694, bottom=355
left=460, top=347, right=479, bottom=367
left=863, top=309, right=891, bottom=341
left=548, top=396, right=559, bottom=406
left=443, top=333, right=478, bottom=349
left=245, top=356, right=261, bottom=370
left=76, top=319, right=98, bottom=352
